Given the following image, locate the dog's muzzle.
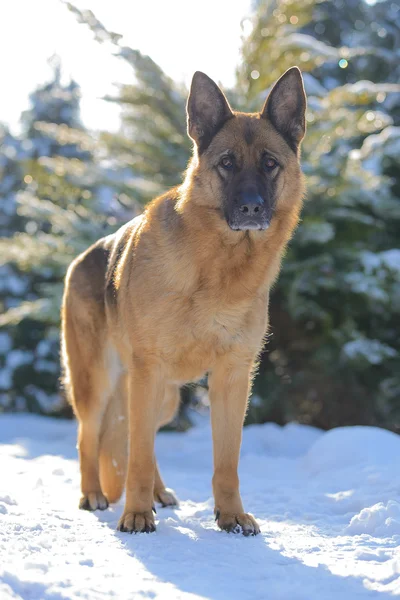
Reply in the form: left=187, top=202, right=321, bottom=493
left=227, top=192, right=271, bottom=231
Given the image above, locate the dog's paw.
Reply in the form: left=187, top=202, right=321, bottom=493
left=154, top=487, right=179, bottom=508
left=215, top=510, right=260, bottom=536
left=79, top=492, right=109, bottom=511
left=117, top=510, right=156, bottom=534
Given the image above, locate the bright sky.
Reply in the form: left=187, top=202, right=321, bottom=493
left=1, top=0, right=251, bottom=134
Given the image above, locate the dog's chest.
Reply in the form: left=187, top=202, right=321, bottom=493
left=136, top=264, right=268, bottom=380
left=195, top=303, right=245, bottom=346
left=165, top=313, right=243, bottom=382
left=176, top=293, right=253, bottom=361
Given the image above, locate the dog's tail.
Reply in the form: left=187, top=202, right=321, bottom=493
left=99, top=373, right=128, bottom=504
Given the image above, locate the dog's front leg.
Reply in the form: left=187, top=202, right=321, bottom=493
left=117, top=359, right=165, bottom=534
left=209, top=358, right=260, bottom=536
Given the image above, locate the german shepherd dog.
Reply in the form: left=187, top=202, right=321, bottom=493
left=61, top=67, right=306, bottom=535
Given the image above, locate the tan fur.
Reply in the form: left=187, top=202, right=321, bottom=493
left=61, top=69, right=306, bottom=535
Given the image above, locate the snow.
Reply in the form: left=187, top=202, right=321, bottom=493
left=342, top=338, right=397, bottom=365
left=6, top=350, right=33, bottom=370
left=1, top=414, right=400, bottom=599
left=346, top=501, right=400, bottom=537
left=0, top=332, right=12, bottom=355
left=342, top=81, right=400, bottom=97
left=0, top=368, right=12, bottom=390
left=302, top=73, right=327, bottom=98
left=353, top=126, right=400, bottom=169
left=296, top=220, right=335, bottom=245
left=380, top=250, right=400, bottom=275
left=280, top=33, right=338, bottom=60
left=343, top=272, right=389, bottom=303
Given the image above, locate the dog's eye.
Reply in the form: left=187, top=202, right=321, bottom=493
left=220, top=156, right=233, bottom=170
left=264, top=157, right=278, bottom=171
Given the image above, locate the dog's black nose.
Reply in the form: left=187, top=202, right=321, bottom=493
left=238, top=194, right=264, bottom=217
left=229, top=191, right=270, bottom=231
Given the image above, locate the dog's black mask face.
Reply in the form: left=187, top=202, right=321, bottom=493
left=186, top=68, right=306, bottom=232
left=218, top=154, right=277, bottom=232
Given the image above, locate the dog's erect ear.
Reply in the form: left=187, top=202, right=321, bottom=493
left=187, top=72, right=233, bottom=153
left=261, top=67, right=306, bottom=150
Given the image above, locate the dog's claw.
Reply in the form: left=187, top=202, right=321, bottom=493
left=216, top=512, right=260, bottom=536
left=117, top=510, right=156, bottom=534
left=79, top=492, right=109, bottom=512
left=154, top=488, right=179, bottom=508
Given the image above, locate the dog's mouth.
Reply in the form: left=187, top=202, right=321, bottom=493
left=209, top=207, right=270, bottom=231
left=228, top=220, right=270, bottom=232
left=225, top=203, right=272, bottom=232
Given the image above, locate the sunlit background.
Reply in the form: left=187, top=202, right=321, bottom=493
left=2, top=0, right=251, bottom=132
left=0, top=0, right=399, bottom=432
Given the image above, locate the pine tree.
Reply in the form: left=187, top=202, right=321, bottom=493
left=0, top=62, right=119, bottom=415
left=0, top=126, right=31, bottom=410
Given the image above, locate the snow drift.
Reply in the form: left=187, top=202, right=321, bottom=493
left=1, top=414, right=400, bottom=599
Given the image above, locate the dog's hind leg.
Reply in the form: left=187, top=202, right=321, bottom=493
left=61, top=252, right=111, bottom=512
left=99, top=372, right=128, bottom=504
left=78, top=404, right=110, bottom=512
left=153, top=383, right=180, bottom=508
left=65, top=327, right=110, bottom=511
left=98, top=378, right=180, bottom=509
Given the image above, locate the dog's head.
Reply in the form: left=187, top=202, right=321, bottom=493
left=186, top=68, right=306, bottom=232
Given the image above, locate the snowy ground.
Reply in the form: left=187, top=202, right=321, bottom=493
left=1, top=414, right=400, bottom=600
